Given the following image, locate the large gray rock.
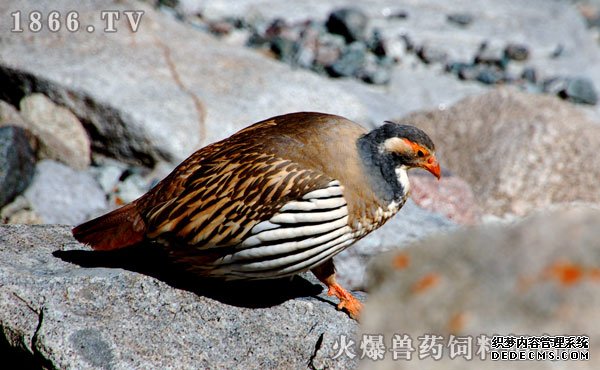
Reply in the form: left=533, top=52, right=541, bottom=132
left=0, top=224, right=359, bottom=369
left=19, top=94, right=91, bottom=170
left=24, top=160, right=108, bottom=225
left=0, top=0, right=367, bottom=165
left=0, top=126, right=36, bottom=208
left=335, top=200, right=456, bottom=291
left=362, top=205, right=600, bottom=369
left=403, top=87, right=600, bottom=216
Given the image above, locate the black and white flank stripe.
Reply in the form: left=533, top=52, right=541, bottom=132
left=215, top=181, right=355, bottom=278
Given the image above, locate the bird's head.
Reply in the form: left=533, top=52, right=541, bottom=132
left=377, top=122, right=440, bottom=179
left=358, top=122, right=440, bottom=196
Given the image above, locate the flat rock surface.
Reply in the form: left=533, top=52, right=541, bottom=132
left=0, top=224, right=360, bottom=369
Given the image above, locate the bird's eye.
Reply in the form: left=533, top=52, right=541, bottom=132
left=417, top=150, right=425, bottom=158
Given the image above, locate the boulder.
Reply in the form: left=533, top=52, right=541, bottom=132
left=361, top=205, right=600, bottom=369
left=402, top=87, right=600, bottom=216
left=0, top=224, right=359, bottom=369
left=19, top=94, right=91, bottom=170
left=0, top=126, right=36, bottom=208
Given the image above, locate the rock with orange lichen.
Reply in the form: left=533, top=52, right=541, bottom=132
left=361, top=205, right=600, bottom=370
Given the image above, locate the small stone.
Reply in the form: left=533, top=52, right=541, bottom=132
left=19, top=94, right=91, bottom=170
left=542, top=76, right=569, bottom=95
left=476, top=66, right=505, bottom=85
left=358, top=56, right=392, bottom=85
left=89, top=163, right=126, bottom=194
left=543, top=76, right=598, bottom=105
left=401, top=34, right=415, bottom=52
left=326, top=7, right=368, bottom=43
left=115, top=171, right=153, bottom=204
left=368, top=30, right=387, bottom=57
left=295, top=22, right=321, bottom=68
left=385, top=36, right=407, bottom=62
left=550, top=44, right=564, bottom=59
left=208, top=21, right=234, bottom=36
left=521, top=67, right=537, bottom=84
left=416, top=45, right=448, bottom=64
left=457, top=65, right=479, bottom=80
left=24, top=160, right=107, bottom=225
left=314, top=33, right=345, bottom=67
left=445, top=61, right=472, bottom=76
left=446, top=13, right=474, bottom=27
left=564, top=77, right=598, bottom=105
left=0, top=126, right=35, bottom=208
left=504, top=43, right=529, bottom=61
left=269, top=36, right=297, bottom=63
left=326, top=42, right=367, bottom=78
left=388, top=10, right=408, bottom=19
left=475, top=42, right=509, bottom=70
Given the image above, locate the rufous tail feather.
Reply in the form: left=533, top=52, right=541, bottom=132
left=72, top=202, right=146, bottom=251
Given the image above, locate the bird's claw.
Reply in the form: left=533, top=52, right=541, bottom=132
left=327, top=285, right=363, bottom=320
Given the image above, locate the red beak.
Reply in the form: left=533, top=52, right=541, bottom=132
left=422, top=156, right=441, bottom=180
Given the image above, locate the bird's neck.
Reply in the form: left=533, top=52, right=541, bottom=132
left=356, top=137, right=410, bottom=204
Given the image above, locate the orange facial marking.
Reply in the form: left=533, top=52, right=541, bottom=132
left=402, top=138, right=430, bottom=157
left=411, top=272, right=441, bottom=293
left=393, top=253, right=410, bottom=269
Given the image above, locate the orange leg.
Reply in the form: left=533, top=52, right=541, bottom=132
left=311, top=259, right=363, bottom=320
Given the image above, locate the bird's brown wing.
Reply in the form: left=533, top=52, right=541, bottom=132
left=142, top=151, right=335, bottom=249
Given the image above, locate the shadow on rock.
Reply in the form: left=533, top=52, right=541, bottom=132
left=53, top=244, right=324, bottom=309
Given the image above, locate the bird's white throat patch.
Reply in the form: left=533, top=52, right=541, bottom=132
left=395, top=165, right=410, bottom=196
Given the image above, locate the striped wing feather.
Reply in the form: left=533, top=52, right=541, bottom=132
left=144, top=153, right=333, bottom=248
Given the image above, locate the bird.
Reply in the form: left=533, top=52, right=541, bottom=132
left=73, top=112, right=440, bottom=319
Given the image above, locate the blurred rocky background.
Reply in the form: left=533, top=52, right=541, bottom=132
left=0, top=0, right=599, bottom=369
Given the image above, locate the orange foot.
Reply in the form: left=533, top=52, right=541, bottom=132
left=311, top=260, right=363, bottom=320
left=327, top=282, right=363, bottom=320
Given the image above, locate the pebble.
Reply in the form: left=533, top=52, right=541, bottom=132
left=326, top=41, right=367, bottom=77
left=476, top=66, right=505, bottom=85
left=543, top=76, right=598, bottom=105
left=325, top=7, right=368, bottom=43
left=521, top=66, right=537, bottom=84
left=474, top=42, right=509, bottom=70
left=368, top=30, right=387, bottom=57
left=446, top=13, right=474, bottom=27
left=313, top=33, right=345, bottom=67
left=358, top=55, right=393, bottom=85
left=504, top=43, right=529, bottom=61
left=564, top=77, right=598, bottom=105
left=416, top=45, right=448, bottom=64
